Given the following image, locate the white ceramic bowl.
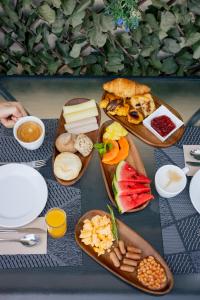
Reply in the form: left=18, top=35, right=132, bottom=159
left=13, top=116, right=45, bottom=150
left=155, top=165, right=187, bottom=198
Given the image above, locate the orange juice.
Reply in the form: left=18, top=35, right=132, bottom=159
left=45, top=208, right=67, bottom=238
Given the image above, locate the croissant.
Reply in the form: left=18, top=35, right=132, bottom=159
left=103, top=78, right=151, bottom=98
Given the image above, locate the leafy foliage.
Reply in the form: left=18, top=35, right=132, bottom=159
left=0, top=0, right=200, bottom=75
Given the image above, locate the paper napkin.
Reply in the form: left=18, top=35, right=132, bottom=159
left=0, top=217, right=47, bottom=255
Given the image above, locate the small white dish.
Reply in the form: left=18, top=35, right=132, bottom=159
left=189, top=169, right=200, bottom=214
left=143, top=105, right=184, bottom=142
left=155, top=165, right=188, bottom=198
left=0, top=163, right=48, bottom=228
left=13, top=116, right=45, bottom=150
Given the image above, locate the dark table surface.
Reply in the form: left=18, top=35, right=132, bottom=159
left=0, top=77, right=200, bottom=300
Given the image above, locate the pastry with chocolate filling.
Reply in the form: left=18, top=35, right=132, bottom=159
left=128, top=109, right=144, bottom=124
left=107, top=99, right=129, bottom=117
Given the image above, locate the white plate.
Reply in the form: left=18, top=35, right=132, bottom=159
left=143, top=105, right=184, bottom=142
left=189, top=169, right=200, bottom=214
left=0, top=163, right=48, bottom=228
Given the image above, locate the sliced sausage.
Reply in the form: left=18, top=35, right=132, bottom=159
left=126, top=252, right=141, bottom=260
left=118, top=240, right=126, bottom=255
left=123, top=258, right=137, bottom=267
left=110, top=251, right=120, bottom=267
left=127, top=246, right=142, bottom=254
left=114, top=247, right=122, bottom=260
left=120, top=265, right=135, bottom=273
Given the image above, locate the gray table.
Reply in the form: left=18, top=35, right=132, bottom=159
left=0, top=77, right=200, bottom=299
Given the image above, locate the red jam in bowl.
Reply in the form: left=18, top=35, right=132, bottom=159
left=151, top=115, right=176, bottom=137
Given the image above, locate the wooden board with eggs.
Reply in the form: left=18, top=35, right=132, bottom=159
left=53, top=98, right=101, bottom=186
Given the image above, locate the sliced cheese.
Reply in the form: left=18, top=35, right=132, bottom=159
left=63, top=107, right=98, bottom=123
left=65, top=117, right=97, bottom=130
left=63, top=99, right=97, bottom=115
left=66, top=123, right=99, bottom=134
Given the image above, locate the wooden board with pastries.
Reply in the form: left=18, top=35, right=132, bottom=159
left=100, top=78, right=185, bottom=148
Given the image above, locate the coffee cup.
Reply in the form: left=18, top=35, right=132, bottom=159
left=155, top=165, right=189, bottom=198
left=13, top=116, right=45, bottom=150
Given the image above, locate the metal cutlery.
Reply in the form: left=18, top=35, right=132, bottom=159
left=0, top=228, right=46, bottom=234
left=0, top=234, right=40, bottom=247
left=0, top=160, right=47, bottom=169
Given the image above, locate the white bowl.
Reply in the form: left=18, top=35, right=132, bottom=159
left=13, top=116, right=45, bottom=150
left=143, top=105, right=184, bottom=142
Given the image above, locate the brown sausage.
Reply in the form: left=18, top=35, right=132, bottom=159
left=123, top=258, right=137, bottom=267
left=126, top=252, right=141, bottom=260
left=114, top=247, right=122, bottom=260
left=127, top=246, right=142, bottom=254
left=120, top=264, right=135, bottom=273
left=110, top=251, right=120, bottom=267
left=118, top=240, right=126, bottom=255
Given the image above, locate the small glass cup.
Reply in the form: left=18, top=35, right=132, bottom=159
left=45, top=208, right=67, bottom=238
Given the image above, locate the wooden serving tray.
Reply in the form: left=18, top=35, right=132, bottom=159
left=53, top=98, right=101, bottom=186
left=103, top=93, right=185, bottom=148
left=98, top=120, right=151, bottom=213
left=75, top=210, right=174, bottom=295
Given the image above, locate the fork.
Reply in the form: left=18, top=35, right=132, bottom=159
left=0, top=160, right=47, bottom=169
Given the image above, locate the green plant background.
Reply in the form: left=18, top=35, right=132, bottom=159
left=0, top=0, right=200, bottom=76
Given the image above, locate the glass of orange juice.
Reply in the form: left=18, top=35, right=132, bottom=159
left=45, top=208, right=67, bottom=238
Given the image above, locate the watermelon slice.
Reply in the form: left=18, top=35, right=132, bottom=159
left=113, top=177, right=150, bottom=196
left=115, top=161, right=151, bottom=184
left=115, top=193, right=154, bottom=213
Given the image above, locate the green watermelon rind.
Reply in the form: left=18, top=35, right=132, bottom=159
left=112, top=175, right=123, bottom=213
left=115, top=160, right=126, bottom=182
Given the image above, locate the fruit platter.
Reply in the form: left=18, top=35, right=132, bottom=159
left=75, top=209, right=174, bottom=295
left=100, top=78, right=185, bottom=148
left=95, top=120, right=154, bottom=213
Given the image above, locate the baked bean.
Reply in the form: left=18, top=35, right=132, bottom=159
left=118, top=240, right=126, bottom=255
left=126, top=252, right=141, bottom=260
left=123, top=258, right=137, bottom=267
left=110, top=251, right=120, bottom=267
left=114, top=247, right=122, bottom=260
left=120, top=265, right=135, bottom=273
left=127, top=246, right=142, bottom=254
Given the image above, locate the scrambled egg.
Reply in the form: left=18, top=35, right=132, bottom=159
left=103, top=122, right=128, bottom=141
left=80, top=215, right=114, bottom=256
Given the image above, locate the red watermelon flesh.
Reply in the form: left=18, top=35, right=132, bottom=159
left=114, top=180, right=150, bottom=196
left=116, top=161, right=151, bottom=184
left=116, top=193, right=154, bottom=213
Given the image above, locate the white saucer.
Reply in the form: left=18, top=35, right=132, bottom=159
left=189, top=169, right=200, bottom=214
left=0, top=163, right=48, bottom=228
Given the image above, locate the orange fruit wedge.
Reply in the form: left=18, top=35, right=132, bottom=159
left=103, top=137, right=129, bottom=165
left=102, top=140, right=119, bottom=163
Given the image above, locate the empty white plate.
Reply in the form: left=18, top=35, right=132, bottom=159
left=189, top=169, right=200, bottom=214
left=0, top=163, right=48, bottom=228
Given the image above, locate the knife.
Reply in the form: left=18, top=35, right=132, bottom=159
left=0, top=228, right=46, bottom=233
left=186, top=161, right=200, bottom=167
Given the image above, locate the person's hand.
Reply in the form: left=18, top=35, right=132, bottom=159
left=0, top=102, right=27, bottom=128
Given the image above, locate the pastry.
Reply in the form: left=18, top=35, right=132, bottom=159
left=74, top=134, right=93, bottom=157
left=107, top=99, right=129, bottom=117
left=127, top=110, right=144, bottom=124
left=103, top=78, right=151, bottom=98
left=55, top=133, right=77, bottom=153
left=130, top=94, right=155, bottom=117
left=54, top=152, right=82, bottom=181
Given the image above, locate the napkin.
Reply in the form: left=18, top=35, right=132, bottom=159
left=183, top=145, right=200, bottom=176
left=0, top=217, right=47, bottom=255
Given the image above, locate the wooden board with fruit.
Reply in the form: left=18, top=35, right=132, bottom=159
left=94, top=121, right=154, bottom=213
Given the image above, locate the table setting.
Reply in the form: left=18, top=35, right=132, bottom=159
left=0, top=77, right=200, bottom=298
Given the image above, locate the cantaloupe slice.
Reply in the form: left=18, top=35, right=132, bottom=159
left=103, top=137, right=129, bottom=165
left=102, top=140, right=119, bottom=163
